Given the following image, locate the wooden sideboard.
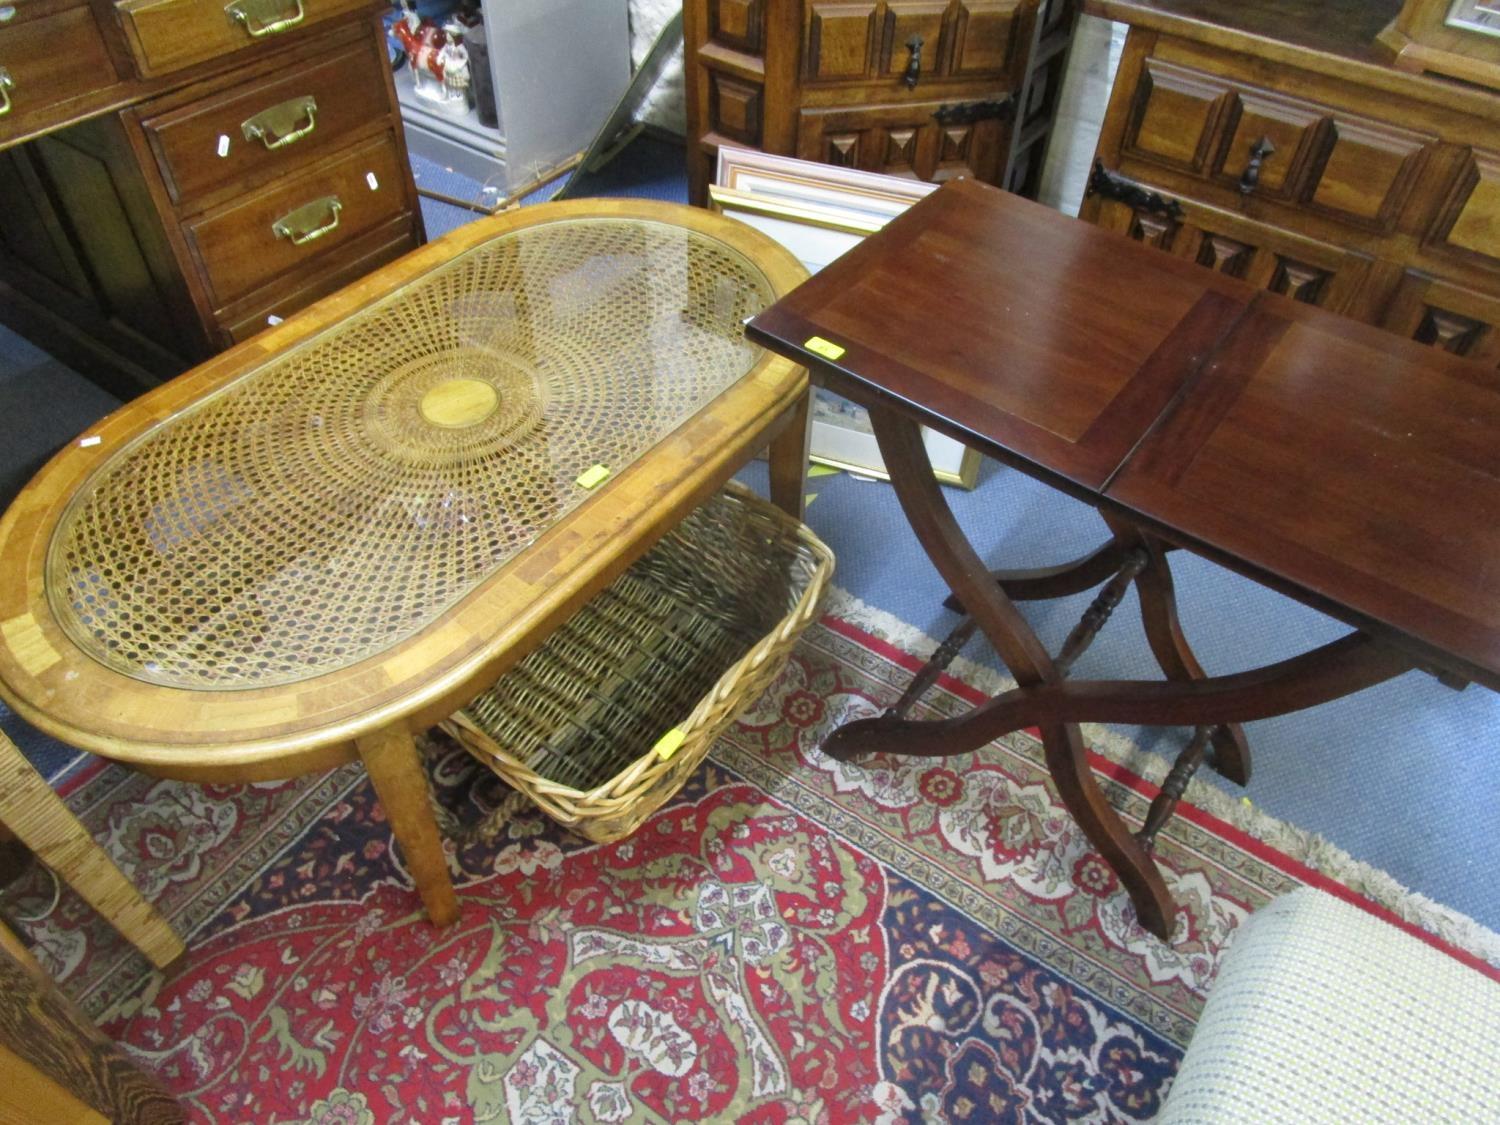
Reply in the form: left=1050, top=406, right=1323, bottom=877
left=1079, top=0, right=1500, bottom=369
left=0, top=0, right=423, bottom=396
left=683, top=0, right=1079, bottom=205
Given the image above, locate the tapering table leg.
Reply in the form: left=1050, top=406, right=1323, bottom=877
left=767, top=384, right=811, bottom=520
left=356, top=726, right=460, bottom=927
left=1040, top=720, right=1175, bottom=939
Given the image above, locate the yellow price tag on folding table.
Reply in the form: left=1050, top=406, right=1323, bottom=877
left=804, top=335, right=846, bottom=361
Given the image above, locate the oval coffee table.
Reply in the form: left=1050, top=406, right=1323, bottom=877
left=0, top=199, right=811, bottom=928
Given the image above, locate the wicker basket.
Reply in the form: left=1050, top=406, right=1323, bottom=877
left=442, top=482, right=834, bottom=843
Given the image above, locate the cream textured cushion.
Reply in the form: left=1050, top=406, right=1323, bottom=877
left=1160, top=887, right=1500, bottom=1124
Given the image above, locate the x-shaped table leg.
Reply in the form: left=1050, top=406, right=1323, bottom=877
left=824, top=404, right=1415, bottom=941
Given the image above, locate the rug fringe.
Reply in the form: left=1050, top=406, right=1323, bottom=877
left=823, top=585, right=1500, bottom=969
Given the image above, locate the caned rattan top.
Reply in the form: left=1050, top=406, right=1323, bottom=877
left=51, top=216, right=773, bottom=689
left=0, top=199, right=809, bottom=773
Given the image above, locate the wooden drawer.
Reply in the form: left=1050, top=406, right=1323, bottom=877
left=1122, top=58, right=1436, bottom=232
left=1381, top=270, right=1500, bottom=369
left=183, top=130, right=407, bottom=306
left=803, top=3, right=878, bottom=83
left=1089, top=182, right=1375, bottom=318
left=140, top=28, right=388, bottom=206
left=1428, top=148, right=1500, bottom=273
left=802, top=0, right=1030, bottom=86
left=798, top=97, right=1013, bottom=181
left=217, top=213, right=416, bottom=343
left=949, top=0, right=1030, bottom=78
left=0, top=6, right=119, bottom=146
left=114, top=0, right=375, bottom=78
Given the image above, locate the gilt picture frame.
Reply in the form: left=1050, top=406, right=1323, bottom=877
left=710, top=151, right=981, bottom=488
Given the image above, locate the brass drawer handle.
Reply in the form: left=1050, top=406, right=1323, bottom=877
left=225, top=0, right=306, bottom=40
left=0, top=68, right=13, bottom=118
left=272, top=195, right=342, bottom=246
left=242, top=95, right=317, bottom=150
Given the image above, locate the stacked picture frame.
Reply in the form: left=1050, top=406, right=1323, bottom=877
left=710, top=150, right=981, bottom=488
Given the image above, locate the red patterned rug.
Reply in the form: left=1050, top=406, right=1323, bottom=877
left=25, top=597, right=1499, bottom=1123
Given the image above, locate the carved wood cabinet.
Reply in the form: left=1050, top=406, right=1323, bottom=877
left=1080, top=0, right=1500, bottom=369
left=0, top=0, right=422, bottom=396
left=683, top=0, right=1078, bottom=205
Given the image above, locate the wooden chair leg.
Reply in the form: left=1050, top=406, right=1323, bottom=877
left=0, top=733, right=184, bottom=970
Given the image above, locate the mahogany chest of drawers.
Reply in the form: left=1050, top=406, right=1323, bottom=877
left=0, top=0, right=423, bottom=394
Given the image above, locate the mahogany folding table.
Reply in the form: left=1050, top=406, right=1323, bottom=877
left=748, top=177, right=1500, bottom=941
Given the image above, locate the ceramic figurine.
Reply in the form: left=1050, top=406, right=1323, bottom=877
left=435, top=22, right=472, bottom=117
left=392, top=0, right=450, bottom=108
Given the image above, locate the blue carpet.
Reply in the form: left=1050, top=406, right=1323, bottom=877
left=3, top=136, right=1496, bottom=935
left=0, top=326, right=124, bottom=780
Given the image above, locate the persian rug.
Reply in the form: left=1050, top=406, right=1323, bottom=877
left=21, top=591, right=1500, bottom=1124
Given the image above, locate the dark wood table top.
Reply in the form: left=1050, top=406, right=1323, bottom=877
left=747, top=177, right=1500, bottom=693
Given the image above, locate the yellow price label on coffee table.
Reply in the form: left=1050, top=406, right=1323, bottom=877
left=576, top=464, right=611, bottom=489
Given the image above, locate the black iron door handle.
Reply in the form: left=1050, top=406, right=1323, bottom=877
left=1238, top=136, right=1276, bottom=195
left=903, top=35, right=923, bottom=89
left=932, top=98, right=1014, bottom=125
left=1085, top=162, right=1185, bottom=220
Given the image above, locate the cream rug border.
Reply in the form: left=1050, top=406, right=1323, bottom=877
left=824, top=584, right=1500, bottom=968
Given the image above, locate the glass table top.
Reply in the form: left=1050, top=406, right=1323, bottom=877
left=48, top=216, right=777, bottom=689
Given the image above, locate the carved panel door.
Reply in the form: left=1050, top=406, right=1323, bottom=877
left=804, top=2, right=879, bottom=82
left=1381, top=270, right=1500, bottom=369
left=797, top=100, right=1011, bottom=182
left=949, top=0, right=1030, bottom=79
left=801, top=0, right=1031, bottom=86
left=1089, top=192, right=1374, bottom=316
left=685, top=0, right=1065, bottom=204
left=1427, top=148, right=1500, bottom=275
left=1118, top=57, right=1437, bottom=233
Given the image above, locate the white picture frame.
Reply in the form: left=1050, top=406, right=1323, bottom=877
left=711, top=150, right=981, bottom=488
